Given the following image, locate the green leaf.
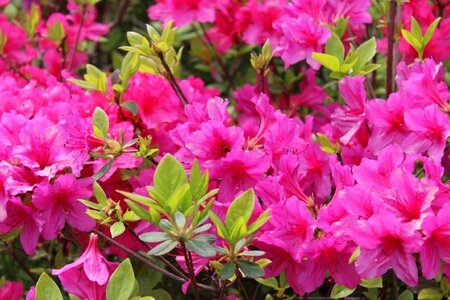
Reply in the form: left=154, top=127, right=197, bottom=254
left=334, top=17, right=349, bottom=38
left=174, top=211, right=186, bottom=228
left=118, top=190, right=155, bottom=207
left=147, top=289, right=173, bottom=300
left=121, top=101, right=139, bottom=116
left=399, top=290, right=414, bottom=300
left=360, top=278, right=382, bottom=288
left=353, top=37, right=377, bottom=71
left=221, top=262, right=235, bottom=280
left=110, top=221, right=126, bottom=238
left=92, top=107, right=109, bottom=138
left=330, top=284, right=356, bottom=299
left=410, top=17, right=423, bottom=42
left=35, top=273, right=63, bottom=300
left=225, top=189, right=255, bottom=229
left=186, top=238, right=216, bottom=257
left=93, top=181, right=108, bottom=205
left=311, top=52, right=340, bottom=71
left=106, top=259, right=135, bottom=300
left=148, top=240, right=179, bottom=256
left=135, top=258, right=164, bottom=294
left=423, top=17, right=441, bottom=45
left=93, top=159, right=115, bottom=181
left=228, top=217, right=248, bottom=244
left=357, top=63, right=381, bottom=75
left=241, top=250, right=265, bottom=257
left=326, top=33, right=345, bottom=63
left=401, top=30, right=422, bottom=53
left=69, top=79, right=96, bottom=90
left=190, top=160, right=208, bottom=200
left=348, top=246, right=360, bottom=264
left=153, top=154, right=188, bottom=201
left=256, top=277, right=279, bottom=289
left=247, top=209, right=270, bottom=235
left=127, top=32, right=149, bottom=48
left=165, top=183, right=191, bottom=214
left=139, top=232, right=171, bottom=243
left=417, top=288, right=443, bottom=300
left=208, top=210, right=227, bottom=239
left=121, top=52, right=140, bottom=85
left=125, top=200, right=151, bottom=221
left=237, top=260, right=264, bottom=279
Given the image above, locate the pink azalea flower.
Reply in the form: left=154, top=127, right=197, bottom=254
left=366, top=93, right=411, bottom=154
left=185, top=121, right=244, bottom=170
left=32, top=174, right=95, bottom=240
left=215, top=149, right=270, bottom=202
left=290, top=0, right=372, bottom=26
left=53, top=233, right=119, bottom=300
left=352, top=213, right=422, bottom=286
left=0, top=197, right=42, bottom=255
left=274, top=13, right=331, bottom=69
left=0, top=281, right=23, bottom=300
left=384, top=169, right=437, bottom=223
left=397, top=59, right=450, bottom=112
left=13, top=116, right=70, bottom=178
left=420, top=204, right=450, bottom=279
left=331, top=76, right=368, bottom=145
left=238, top=0, right=286, bottom=45
left=267, top=196, right=316, bottom=261
left=148, top=0, right=217, bottom=26
left=123, top=73, right=184, bottom=129
left=403, top=104, right=450, bottom=162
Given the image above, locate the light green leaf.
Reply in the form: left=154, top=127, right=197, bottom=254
left=247, top=209, right=270, bottom=235
left=110, top=221, right=126, bottom=238
left=92, top=107, right=109, bottom=138
left=148, top=240, right=179, bottom=256
left=93, top=159, right=115, bottom=181
left=353, top=37, right=377, bottom=71
left=208, top=210, right=227, bottom=239
left=139, top=232, right=170, bottom=243
left=35, top=273, right=63, bottom=300
left=423, top=17, right=441, bottom=45
left=153, top=154, right=188, bottom=202
left=417, top=288, right=443, bottom=300
left=410, top=17, right=423, bottom=41
left=330, top=284, right=356, bottom=299
left=165, top=183, right=191, bottom=214
left=312, top=52, right=340, bottom=71
left=348, top=246, right=360, bottom=264
left=360, top=278, right=382, bottom=288
left=121, top=52, right=140, bottom=85
left=399, top=290, right=414, bottom=300
left=326, top=33, right=345, bottom=63
left=228, top=217, right=248, bottom=244
left=225, top=189, right=255, bottom=229
left=256, top=277, right=279, bottom=289
left=106, top=259, right=135, bottom=300
left=93, top=181, right=108, bottom=205
left=174, top=211, right=186, bottom=228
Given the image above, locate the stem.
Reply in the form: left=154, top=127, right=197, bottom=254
left=157, top=51, right=189, bottom=106
left=123, top=222, right=187, bottom=279
left=197, top=23, right=236, bottom=90
left=9, top=246, right=37, bottom=282
left=235, top=271, right=250, bottom=300
left=0, top=55, right=29, bottom=81
left=392, top=271, right=398, bottom=300
left=386, top=0, right=397, bottom=96
left=67, top=4, right=87, bottom=71
left=109, top=0, right=130, bottom=29
left=180, top=240, right=201, bottom=300
left=94, top=229, right=217, bottom=292
left=259, top=69, right=265, bottom=94
left=218, top=281, right=227, bottom=300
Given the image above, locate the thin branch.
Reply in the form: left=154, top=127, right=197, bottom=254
left=123, top=222, right=188, bottom=279
left=386, top=0, right=397, bottom=96
left=94, top=229, right=217, bottom=292
left=67, top=4, right=87, bottom=71
left=0, top=55, right=29, bottom=81
left=157, top=51, right=189, bottom=106
left=109, top=0, right=130, bottom=29
left=180, top=240, right=201, bottom=300
left=8, top=246, right=37, bottom=282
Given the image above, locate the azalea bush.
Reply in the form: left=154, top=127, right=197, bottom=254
left=0, top=0, right=449, bottom=299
